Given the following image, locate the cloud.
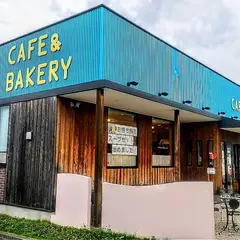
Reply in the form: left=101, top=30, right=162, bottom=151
left=0, top=0, right=239, bottom=83
left=0, top=0, right=95, bottom=43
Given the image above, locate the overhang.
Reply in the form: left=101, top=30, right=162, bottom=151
left=61, top=80, right=221, bottom=123
left=220, top=117, right=240, bottom=133
left=0, top=79, right=222, bottom=123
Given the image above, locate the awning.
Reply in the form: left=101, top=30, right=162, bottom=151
left=220, top=117, right=240, bottom=133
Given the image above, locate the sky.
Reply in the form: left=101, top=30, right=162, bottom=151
left=0, top=0, right=240, bottom=83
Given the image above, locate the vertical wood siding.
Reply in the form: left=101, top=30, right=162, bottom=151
left=5, top=97, right=57, bottom=211
left=220, top=130, right=240, bottom=143
left=56, top=98, right=175, bottom=185
left=56, top=98, right=96, bottom=176
left=180, top=122, right=221, bottom=190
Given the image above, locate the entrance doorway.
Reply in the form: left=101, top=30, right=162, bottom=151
left=233, top=144, right=240, bottom=193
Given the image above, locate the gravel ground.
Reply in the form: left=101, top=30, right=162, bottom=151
left=215, top=204, right=240, bottom=240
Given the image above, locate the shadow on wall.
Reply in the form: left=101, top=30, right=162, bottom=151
left=51, top=174, right=215, bottom=240
left=102, top=182, right=215, bottom=240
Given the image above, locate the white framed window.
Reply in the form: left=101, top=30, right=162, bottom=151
left=0, top=106, right=9, bottom=164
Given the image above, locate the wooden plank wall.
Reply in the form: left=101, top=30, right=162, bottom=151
left=5, top=97, right=57, bottom=211
left=220, top=130, right=240, bottom=143
left=56, top=98, right=96, bottom=175
left=180, top=122, right=221, bottom=190
left=56, top=98, right=175, bottom=185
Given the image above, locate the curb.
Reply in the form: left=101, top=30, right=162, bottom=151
left=0, top=232, right=35, bottom=240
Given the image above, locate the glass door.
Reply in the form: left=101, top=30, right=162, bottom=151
left=233, top=144, right=240, bottom=193
left=221, top=142, right=234, bottom=193
left=226, top=144, right=233, bottom=193
left=221, top=142, right=227, bottom=191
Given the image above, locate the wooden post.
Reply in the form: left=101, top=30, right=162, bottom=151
left=92, top=88, right=104, bottom=227
left=174, top=110, right=181, bottom=181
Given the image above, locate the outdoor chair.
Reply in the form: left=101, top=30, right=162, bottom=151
left=228, top=198, right=240, bottom=231
left=219, top=194, right=230, bottom=221
left=219, top=196, right=240, bottom=234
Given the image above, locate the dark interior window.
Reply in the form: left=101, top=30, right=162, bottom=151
left=196, top=140, right=203, bottom=167
left=187, top=140, right=192, bottom=166
left=152, top=118, right=173, bottom=167
left=207, top=140, right=214, bottom=167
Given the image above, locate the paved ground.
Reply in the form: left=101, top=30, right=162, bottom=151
left=215, top=203, right=240, bottom=240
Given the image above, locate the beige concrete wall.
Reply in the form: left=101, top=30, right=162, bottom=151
left=102, top=182, right=215, bottom=240
left=51, top=173, right=91, bottom=228
left=0, top=204, right=52, bottom=220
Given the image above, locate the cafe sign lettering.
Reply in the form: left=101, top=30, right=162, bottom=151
left=231, top=98, right=240, bottom=112
left=5, top=33, right=72, bottom=92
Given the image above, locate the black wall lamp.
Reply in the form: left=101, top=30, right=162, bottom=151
left=218, top=112, right=226, bottom=115
left=202, top=106, right=211, bottom=111
left=231, top=116, right=238, bottom=119
left=158, top=92, right=168, bottom=97
left=127, top=81, right=139, bottom=87
left=183, top=100, right=192, bottom=104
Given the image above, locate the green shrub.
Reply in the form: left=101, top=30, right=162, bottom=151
left=0, top=214, right=151, bottom=240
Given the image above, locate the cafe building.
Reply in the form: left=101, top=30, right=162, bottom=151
left=0, top=4, right=240, bottom=216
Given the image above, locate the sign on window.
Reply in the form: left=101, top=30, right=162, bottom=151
left=108, top=134, right=134, bottom=146
left=112, top=145, right=137, bottom=156
left=108, top=123, right=137, bottom=136
left=108, top=123, right=138, bottom=157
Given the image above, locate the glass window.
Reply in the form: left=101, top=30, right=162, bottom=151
left=152, top=118, right=173, bottom=167
left=208, top=140, right=214, bottom=167
left=196, top=140, right=203, bottom=167
left=107, top=109, right=137, bottom=167
left=0, top=106, right=9, bottom=164
left=0, top=106, right=9, bottom=152
left=186, top=140, right=192, bottom=166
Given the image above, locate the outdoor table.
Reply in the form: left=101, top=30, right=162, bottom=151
left=219, top=196, right=240, bottom=234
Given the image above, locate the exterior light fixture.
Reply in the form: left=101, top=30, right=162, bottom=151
left=231, top=116, right=238, bottom=119
left=218, top=112, right=226, bottom=115
left=158, top=92, right=168, bottom=97
left=70, top=101, right=81, bottom=108
left=183, top=100, right=192, bottom=104
left=127, top=81, right=139, bottom=87
left=75, top=102, right=81, bottom=108
left=202, top=106, right=211, bottom=110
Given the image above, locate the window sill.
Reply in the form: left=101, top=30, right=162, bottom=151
left=106, top=165, right=138, bottom=169
left=152, top=165, right=174, bottom=168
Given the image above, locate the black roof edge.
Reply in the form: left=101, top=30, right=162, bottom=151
left=220, top=116, right=240, bottom=128
left=0, top=79, right=221, bottom=121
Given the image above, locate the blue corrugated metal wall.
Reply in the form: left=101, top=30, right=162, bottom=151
left=102, top=8, right=240, bottom=118
left=0, top=5, right=239, bottom=119
left=0, top=7, right=101, bottom=99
